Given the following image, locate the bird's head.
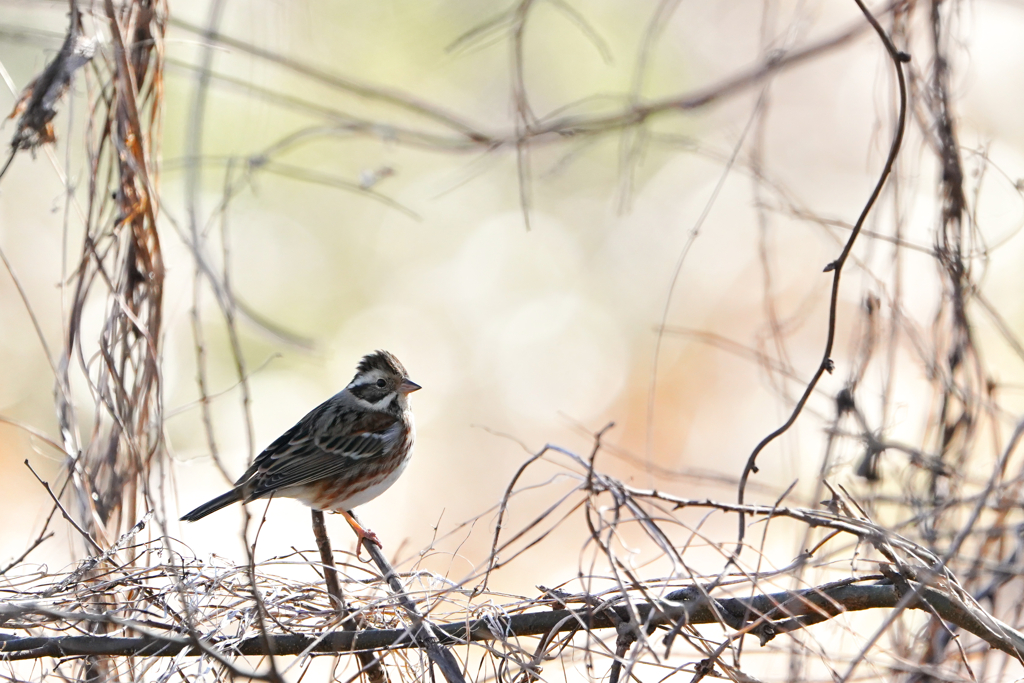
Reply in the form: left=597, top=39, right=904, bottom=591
left=348, top=350, right=421, bottom=412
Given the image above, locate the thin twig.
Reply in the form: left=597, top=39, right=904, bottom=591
left=24, top=460, right=102, bottom=554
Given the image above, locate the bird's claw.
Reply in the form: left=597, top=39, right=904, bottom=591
left=355, top=528, right=382, bottom=560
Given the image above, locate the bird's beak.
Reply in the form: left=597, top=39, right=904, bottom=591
left=399, top=379, right=422, bottom=394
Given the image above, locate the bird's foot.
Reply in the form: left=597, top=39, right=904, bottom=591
left=340, top=509, right=383, bottom=560
left=355, top=528, right=382, bottom=560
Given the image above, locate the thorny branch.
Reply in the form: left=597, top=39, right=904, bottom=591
left=735, top=0, right=910, bottom=550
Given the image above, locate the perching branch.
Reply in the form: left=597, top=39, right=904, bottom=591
left=310, top=510, right=389, bottom=683
left=350, top=510, right=467, bottom=683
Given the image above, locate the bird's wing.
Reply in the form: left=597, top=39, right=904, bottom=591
left=237, top=409, right=400, bottom=500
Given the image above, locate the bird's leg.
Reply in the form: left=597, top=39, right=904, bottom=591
left=340, top=509, right=382, bottom=559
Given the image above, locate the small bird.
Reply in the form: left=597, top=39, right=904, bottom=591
left=181, top=350, right=420, bottom=551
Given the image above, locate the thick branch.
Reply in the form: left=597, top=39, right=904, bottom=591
left=2, top=581, right=1021, bottom=661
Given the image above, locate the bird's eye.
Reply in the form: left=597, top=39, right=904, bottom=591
left=376, top=379, right=387, bottom=388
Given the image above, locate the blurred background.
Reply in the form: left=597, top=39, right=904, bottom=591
left=1, top=0, right=1024, bottom=598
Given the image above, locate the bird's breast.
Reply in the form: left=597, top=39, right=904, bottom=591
left=297, top=417, right=415, bottom=512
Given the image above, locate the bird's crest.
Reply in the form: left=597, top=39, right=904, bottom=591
left=357, top=350, right=407, bottom=378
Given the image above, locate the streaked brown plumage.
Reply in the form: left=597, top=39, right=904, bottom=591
left=181, top=350, right=420, bottom=549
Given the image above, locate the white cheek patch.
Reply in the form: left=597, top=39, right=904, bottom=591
left=351, top=395, right=377, bottom=410
left=349, top=390, right=396, bottom=408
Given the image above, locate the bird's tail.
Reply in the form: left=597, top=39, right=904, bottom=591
left=180, top=489, right=243, bottom=522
